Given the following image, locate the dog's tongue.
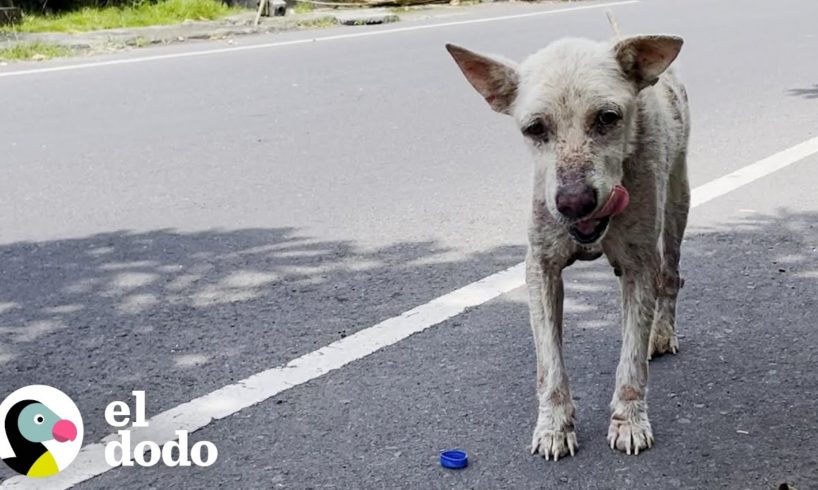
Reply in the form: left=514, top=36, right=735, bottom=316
left=576, top=185, right=630, bottom=230
left=595, top=185, right=630, bottom=218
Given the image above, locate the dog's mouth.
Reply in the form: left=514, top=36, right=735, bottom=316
left=569, top=216, right=611, bottom=244
left=566, top=185, right=630, bottom=245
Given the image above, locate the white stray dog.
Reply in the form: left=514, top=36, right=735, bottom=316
left=446, top=23, right=690, bottom=459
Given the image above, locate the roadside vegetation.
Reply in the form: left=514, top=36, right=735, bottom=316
left=0, top=40, right=73, bottom=60
left=296, top=15, right=336, bottom=28
left=291, top=1, right=312, bottom=14
left=0, top=0, right=240, bottom=33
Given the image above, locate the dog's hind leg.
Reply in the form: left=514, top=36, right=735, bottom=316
left=526, top=249, right=577, bottom=461
left=649, top=153, right=690, bottom=359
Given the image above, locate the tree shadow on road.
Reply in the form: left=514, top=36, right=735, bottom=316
left=3, top=209, right=818, bottom=488
left=230, top=209, right=818, bottom=490
left=787, top=84, right=818, bottom=99
left=0, top=227, right=524, bottom=456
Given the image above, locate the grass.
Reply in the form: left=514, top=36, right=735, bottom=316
left=1, top=0, right=241, bottom=34
left=296, top=16, right=336, bottom=28
left=291, top=1, right=313, bottom=14
left=132, top=36, right=150, bottom=47
left=0, top=41, right=73, bottom=61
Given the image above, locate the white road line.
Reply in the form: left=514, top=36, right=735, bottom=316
left=0, top=0, right=638, bottom=79
left=4, top=136, right=818, bottom=489
left=690, top=136, right=818, bottom=207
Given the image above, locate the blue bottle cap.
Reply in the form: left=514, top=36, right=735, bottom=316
left=440, top=449, right=468, bottom=469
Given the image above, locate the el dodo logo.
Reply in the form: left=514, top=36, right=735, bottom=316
left=104, top=391, right=217, bottom=468
left=0, top=385, right=83, bottom=478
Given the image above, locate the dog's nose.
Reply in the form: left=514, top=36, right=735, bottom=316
left=555, top=183, right=597, bottom=219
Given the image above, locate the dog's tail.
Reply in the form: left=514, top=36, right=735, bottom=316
left=605, top=10, right=622, bottom=38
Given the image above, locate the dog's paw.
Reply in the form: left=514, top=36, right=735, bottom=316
left=530, top=409, right=577, bottom=461
left=531, top=424, right=577, bottom=461
left=607, top=410, right=654, bottom=455
left=648, top=324, right=679, bottom=360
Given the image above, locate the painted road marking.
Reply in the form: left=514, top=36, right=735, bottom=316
left=4, top=134, right=818, bottom=488
left=0, top=0, right=638, bottom=79
left=690, top=137, right=818, bottom=208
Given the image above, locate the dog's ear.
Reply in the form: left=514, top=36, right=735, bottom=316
left=445, top=43, right=519, bottom=115
left=614, top=35, right=683, bottom=89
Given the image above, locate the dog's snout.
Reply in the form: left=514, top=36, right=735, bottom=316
left=555, top=183, right=597, bottom=219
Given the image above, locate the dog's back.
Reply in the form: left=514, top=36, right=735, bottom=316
left=639, top=69, right=690, bottom=169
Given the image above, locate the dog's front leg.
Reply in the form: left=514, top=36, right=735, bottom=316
left=608, top=263, right=659, bottom=454
left=526, top=250, right=576, bottom=461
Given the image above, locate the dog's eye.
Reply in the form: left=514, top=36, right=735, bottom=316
left=597, top=110, right=621, bottom=127
left=522, top=120, right=548, bottom=141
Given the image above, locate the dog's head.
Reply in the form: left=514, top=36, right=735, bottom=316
left=446, top=35, right=682, bottom=244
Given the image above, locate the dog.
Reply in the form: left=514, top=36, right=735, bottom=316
left=445, top=22, right=690, bottom=459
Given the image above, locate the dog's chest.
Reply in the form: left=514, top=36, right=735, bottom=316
left=569, top=245, right=604, bottom=264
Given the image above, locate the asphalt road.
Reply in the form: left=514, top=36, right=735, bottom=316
left=1, top=0, right=818, bottom=488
